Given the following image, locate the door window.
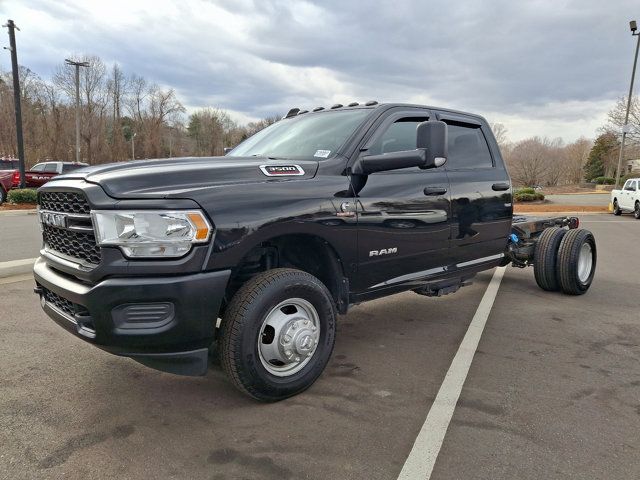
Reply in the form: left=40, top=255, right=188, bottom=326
left=625, top=181, right=635, bottom=191
left=43, top=163, right=58, bottom=173
left=445, top=124, right=493, bottom=169
left=368, top=118, right=427, bottom=156
left=30, top=163, right=45, bottom=172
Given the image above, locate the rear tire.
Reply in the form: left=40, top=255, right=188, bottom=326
left=0, top=186, right=6, bottom=205
left=634, top=201, right=640, bottom=220
left=220, top=268, right=336, bottom=402
left=613, top=199, right=621, bottom=215
left=557, top=229, right=596, bottom=295
left=533, top=227, right=567, bottom=292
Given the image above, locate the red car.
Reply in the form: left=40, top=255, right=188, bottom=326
left=0, top=158, right=20, bottom=204
left=24, top=161, right=89, bottom=188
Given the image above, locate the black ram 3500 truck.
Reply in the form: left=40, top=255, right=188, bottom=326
left=33, top=102, right=597, bottom=401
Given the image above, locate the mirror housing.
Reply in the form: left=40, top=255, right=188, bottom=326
left=352, top=149, right=428, bottom=175
left=417, top=120, right=448, bottom=169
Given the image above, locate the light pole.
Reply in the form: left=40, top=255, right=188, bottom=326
left=65, top=58, right=89, bottom=164
left=3, top=19, right=26, bottom=188
left=131, top=132, right=137, bottom=160
left=614, top=20, right=640, bottom=188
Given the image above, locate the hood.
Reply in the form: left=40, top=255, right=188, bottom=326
left=54, top=156, right=319, bottom=198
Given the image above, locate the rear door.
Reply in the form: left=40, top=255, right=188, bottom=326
left=353, top=108, right=452, bottom=292
left=435, top=112, right=512, bottom=267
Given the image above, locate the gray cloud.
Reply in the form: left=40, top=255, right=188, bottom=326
left=1, top=0, right=637, bottom=140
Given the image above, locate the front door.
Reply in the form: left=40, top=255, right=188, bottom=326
left=352, top=110, right=451, bottom=292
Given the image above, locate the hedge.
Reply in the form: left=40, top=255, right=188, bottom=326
left=591, top=176, right=615, bottom=185
left=515, top=187, right=536, bottom=195
left=7, top=188, right=38, bottom=204
left=513, top=191, right=545, bottom=202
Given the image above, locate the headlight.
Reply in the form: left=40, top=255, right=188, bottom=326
left=92, top=210, right=212, bottom=258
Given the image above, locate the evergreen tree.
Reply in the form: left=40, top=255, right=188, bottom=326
left=584, top=132, right=618, bottom=181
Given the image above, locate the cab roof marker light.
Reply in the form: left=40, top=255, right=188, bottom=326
left=298, top=110, right=309, bottom=114
left=283, top=108, right=300, bottom=119
left=330, top=104, right=343, bottom=109
left=312, top=106, right=325, bottom=112
left=348, top=102, right=359, bottom=107
left=364, top=100, right=378, bottom=106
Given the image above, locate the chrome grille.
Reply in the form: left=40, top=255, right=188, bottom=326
left=38, top=190, right=101, bottom=267
left=42, top=224, right=101, bottom=265
left=39, top=191, right=91, bottom=214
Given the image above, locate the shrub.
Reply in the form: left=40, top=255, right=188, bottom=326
left=514, top=191, right=545, bottom=202
left=8, top=188, right=38, bottom=204
left=591, top=176, right=615, bottom=185
left=515, top=187, right=536, bottom=195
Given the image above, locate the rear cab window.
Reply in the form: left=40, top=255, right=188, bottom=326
left=444, top=123, right=493, bottom=170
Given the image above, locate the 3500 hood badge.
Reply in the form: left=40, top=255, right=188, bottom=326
left=259, top=165, right=305, bottom=176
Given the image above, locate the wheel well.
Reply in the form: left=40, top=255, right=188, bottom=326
left=225, top=234, right=349, bottom=314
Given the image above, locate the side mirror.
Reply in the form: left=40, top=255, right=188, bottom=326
left=223, top=147, right=233, bottom=155
left=352, top=149, right=428, bottom=175
left=417, top=120, right=448, bottom=169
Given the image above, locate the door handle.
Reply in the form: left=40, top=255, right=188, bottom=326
left=423, top=186, right=448, bottom=196
left=492, top=182, right=511, bottom=191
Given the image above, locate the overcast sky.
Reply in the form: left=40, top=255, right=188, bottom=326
left=0, top=0, right=638, bottom=142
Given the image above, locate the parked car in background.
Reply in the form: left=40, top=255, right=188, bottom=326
left=0, top=158, right=20, bottom=170
left=0, top=169, right=19, bottom=204
left=24, top=161, right=89, bottom=188
left=611, top=178, right=640, bottom=219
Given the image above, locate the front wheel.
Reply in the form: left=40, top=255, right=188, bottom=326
left=219, top=268, right=336, bottom=401
left=612, top=199, right=621, bottom=215
left=634, top=202, right=640, bottom=220
left=0, top=187, right=6, bottom=205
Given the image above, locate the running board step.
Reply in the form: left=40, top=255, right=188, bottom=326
left=413, top=280, right=473, bottom=297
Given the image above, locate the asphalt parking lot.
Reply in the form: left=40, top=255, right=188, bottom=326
left=1, top=213, right=639, bottom=479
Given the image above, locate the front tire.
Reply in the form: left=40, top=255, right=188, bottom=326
left=557, top=229, right=596, bottom=295
left=220, top=268, right=336, bottom=401
left=0, top=187, right=6, bottom=205
left=634, top=201, right=640, bottom=220
left=613, top=199, right=621, bottom=215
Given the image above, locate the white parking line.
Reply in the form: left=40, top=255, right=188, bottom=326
left=0, top=258, right=37, bottom=270
left=397, top=267, right=506, bottom=480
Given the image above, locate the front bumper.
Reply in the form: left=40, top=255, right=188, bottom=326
left=33, top=257, right=231, bottom=375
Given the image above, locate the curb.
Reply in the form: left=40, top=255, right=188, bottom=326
left=513, top=211, right=609, bottom=217
left=0, top=258, right=36, bottom=279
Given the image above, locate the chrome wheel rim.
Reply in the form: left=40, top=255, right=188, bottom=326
left=577, top=242, right=593, bottom=283
left=257, top=298, right=320, bottom=377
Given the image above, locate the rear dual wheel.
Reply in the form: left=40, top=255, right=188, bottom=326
left=219, top=268, right=336, bottom=402
left=534, top=227, right=596, bottom=295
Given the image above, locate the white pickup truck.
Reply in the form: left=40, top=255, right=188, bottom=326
left=611, top=178, right=640, bottom=218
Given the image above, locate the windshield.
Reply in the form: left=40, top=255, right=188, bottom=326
left=229, top=109, right=371, bottom=159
